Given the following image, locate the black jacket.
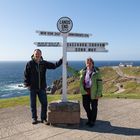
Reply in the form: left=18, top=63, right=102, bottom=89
left=24, top=57, right=62, bottom=90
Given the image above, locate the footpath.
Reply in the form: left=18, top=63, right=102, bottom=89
left=0, top=99, right=140, bottom=140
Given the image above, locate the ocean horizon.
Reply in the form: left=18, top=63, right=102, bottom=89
left=0, top=60, right=140, bottom=99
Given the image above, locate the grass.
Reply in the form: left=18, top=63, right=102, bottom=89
left=101, top=67, right=117, bottom=80
left=0, top=92, right=140, bottom=109
left=0, top=96, right=30, bottom=109
left=0, top=94, right=82, bottom=109
left=121, top=67, right=140, bottom=77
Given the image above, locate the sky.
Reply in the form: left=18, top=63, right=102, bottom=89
left=0, top=0, right=140, bottom=61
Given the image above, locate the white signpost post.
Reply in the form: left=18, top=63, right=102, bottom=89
left=35, top=17, right=108, bottom=102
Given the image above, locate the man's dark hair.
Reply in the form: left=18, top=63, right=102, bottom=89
left=34, top=49, right=42, bottom=53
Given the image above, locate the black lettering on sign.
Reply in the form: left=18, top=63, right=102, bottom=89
left=88, top=48, right=91, bottom=52
left=62, top=20, right=70, bottom=24
left=61, top=25, right=68, bottom=31
left=40, top=32, right=46, bottom=35
left=59, top=20, right=62, bottom=24
left=55, top=32, right=60, bottom=36
left=64, top=25, right=68, bottom=28
left=48, top=32, right=53, bottom=35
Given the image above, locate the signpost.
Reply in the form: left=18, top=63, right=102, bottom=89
left=35, top=17, right=108, bottom=102
left=34, top=42, right=62, bottom=47
left=56, top=17, right=73, bottom=102
left=67, top=42, right=108, bottom=52
left=36, top=31, right=91, bottom=38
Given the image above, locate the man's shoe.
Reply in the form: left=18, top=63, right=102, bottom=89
left=41, top=120, right=50, bottom=125
left=32, top=119, right=37, bottom=124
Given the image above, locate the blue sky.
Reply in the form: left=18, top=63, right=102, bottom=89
left=0, top=0, right=140, bottom=61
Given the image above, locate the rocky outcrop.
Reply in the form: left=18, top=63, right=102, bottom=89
left=46, top=76, right=79, bottom=94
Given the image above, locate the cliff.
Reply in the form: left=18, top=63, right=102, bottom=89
left=47, top=66, right=140, bottom=97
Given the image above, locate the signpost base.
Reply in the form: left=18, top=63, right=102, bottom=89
left=48, top=100, right=80, bottom=125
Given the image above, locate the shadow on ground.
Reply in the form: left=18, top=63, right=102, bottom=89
left=50, top=118, right=140, bottom=136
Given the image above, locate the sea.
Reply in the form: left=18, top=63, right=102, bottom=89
left=0, top=60, right=140, bottom=99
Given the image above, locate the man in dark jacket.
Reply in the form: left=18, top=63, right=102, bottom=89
left=24, top=49, right=62, bottom=124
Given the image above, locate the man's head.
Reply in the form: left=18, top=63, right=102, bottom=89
left=33, top=49, right=42, bottom=62
left=85, top=57, right=94, bottom=68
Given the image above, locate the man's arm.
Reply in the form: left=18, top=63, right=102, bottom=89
left=46, top=58, right=62, bottom=69
left=24, top=62, right=31, bottom=87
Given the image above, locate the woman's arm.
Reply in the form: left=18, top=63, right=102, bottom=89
left=96, top=69, right=103, bottom=98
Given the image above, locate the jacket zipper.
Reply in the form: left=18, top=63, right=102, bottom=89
left=38, top=63, right=41, bottom=89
